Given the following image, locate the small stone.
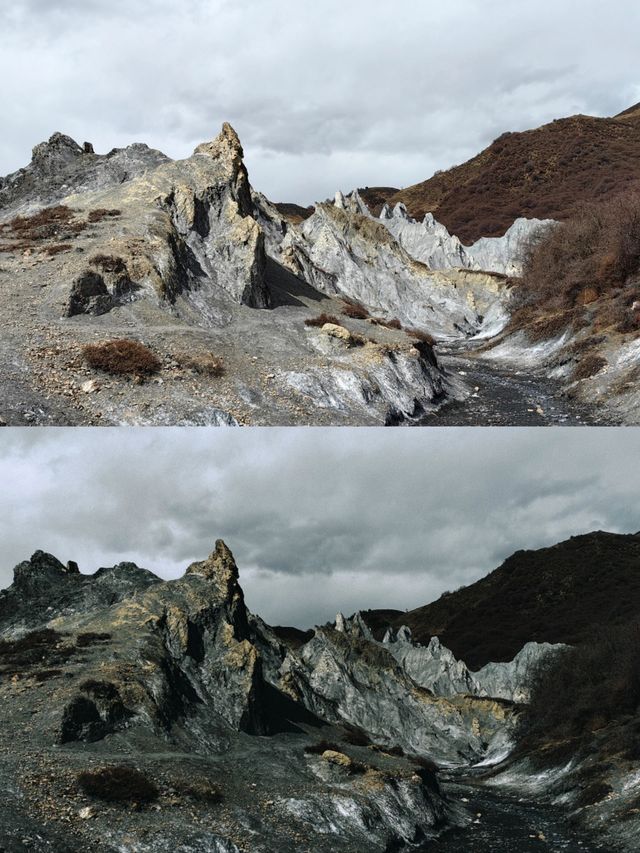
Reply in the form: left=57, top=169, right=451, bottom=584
left=78, top=806, right=94, bottom=819
left=81, top=379, right=100, bottom=394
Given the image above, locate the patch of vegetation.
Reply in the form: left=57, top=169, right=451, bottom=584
left=1, top=205, right=86, bottom=250
left=0, top=629, right=73, bottom=673
left=304, top=740, right=343, bottom=755
left=83, top=339, right=161, bottom=377
left=371, top=317, right=403, bottom=330
left=88, top=208, right=122, bottom=223
left=342, top=300, right=369, bottom=320
left=519, top=621, right=640, bottom=764
left=575, top=781, right=613, bottom=808
left=89, top=254, right=127, bottom=274
left=412, top=755, right=439, bottom=773
left=175, top=778, right=223, bottom=804
left=32, top=668, right=64, bottom=682
left=42, top=243, right=73, bottom=256
left=177, top=352, right=225, bottom=377
left=406, top=328, right=436, bottom=346
left=513, top=191, right=640, bottom=340
left=304, top=313, right=341, bottom=328
left=77, top=766, right=158, bottom=804
left=573, top=354, right=607, bottom=380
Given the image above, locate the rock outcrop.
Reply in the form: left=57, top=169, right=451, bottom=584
left=380, top=201, right=553, bottom=276
left=381, top=622, right=564, bottom=703
left=276, top=200, right=509, bottom=339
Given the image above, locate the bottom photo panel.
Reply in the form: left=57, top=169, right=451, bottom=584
left=0, top=426, right=638, bottom=853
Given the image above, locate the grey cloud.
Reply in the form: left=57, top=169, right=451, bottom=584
left=0, top=427, right=638, bottom=627
left=1, top=1, right=638, bottom=202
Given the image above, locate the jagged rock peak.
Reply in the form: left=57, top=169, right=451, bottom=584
left=31, top=133, right=86, bottom=172
left=185, top=539, right=242, bottom=600
left=13, top=550, right=79, bottom=593
left=194, top=122, right=244, bottom=168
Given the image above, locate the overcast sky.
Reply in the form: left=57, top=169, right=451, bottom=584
left=1, top=1, right=638, bottom=203
left=0, top=428, right=637, bottom=627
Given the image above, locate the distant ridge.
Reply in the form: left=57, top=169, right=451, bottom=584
left=362, top=531, right=640, bottom=668
left=360, top=105, right=640, bottom=242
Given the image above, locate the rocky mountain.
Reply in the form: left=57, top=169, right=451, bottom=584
left=363, top=104, right=640, bottom=242
left=0, top=539, right=538, bottom=853
left=363, top=530, right=640, bottom=668
left=1, top=536, right=638, bottom=850
left=2, top=125, right=490, bottom=427
left=1, top=119, right=637, bottom=426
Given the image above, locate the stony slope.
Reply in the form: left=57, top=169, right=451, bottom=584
left=362, top=531, right=640, bottom=668
left=380, top=105, right=640, bottom=242
left=0, top=126, right=473, bottom=426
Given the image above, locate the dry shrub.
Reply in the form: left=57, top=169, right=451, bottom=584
left=3, top=205, right=86, bottom=246
left=88, top=208, right=122, bottom=223
left=177, top=352, right=225, bottom=377
left=521, top=622, right=640, bottom=757
left=42, top=243, right=73, bottom=256
left=342, top=300, right=369, bottom=319
left=89, top=254, right=127, bottom=274
left=371, top=317, right=403, bottom=330
left=304, top=313, right=341, bottom=328
left=83, top=339, right=161, bottom=376
left=521, top=191, right=640, bottom=311
left=176, top=778, right=223, bottom=804
left=406, top=328, right=436, bottom=346
left=77, top=766, right=158, bottom=804
left=574, top=354, right=607, bottom=380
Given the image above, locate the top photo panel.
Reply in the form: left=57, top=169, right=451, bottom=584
left=1, top=2, right=638, bottom=427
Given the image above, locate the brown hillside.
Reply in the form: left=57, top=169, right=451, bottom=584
left=387, top=107, right=640, bottom=243
left=361, top=531, right=640, bottom=669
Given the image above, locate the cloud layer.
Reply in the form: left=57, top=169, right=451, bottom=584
left=1, top=1, right=639, bottom=202
left=0, top=427, right=637, bottom=627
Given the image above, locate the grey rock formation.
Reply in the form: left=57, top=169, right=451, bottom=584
left=0, top=132, right=169, bottom=216
left=276, top=623, right=514, bottom=767
left=381, top=620, right=563, bottom=703
left=379, top=202, right=553, bottom=277
left=277, top=201, right=509, bottom=340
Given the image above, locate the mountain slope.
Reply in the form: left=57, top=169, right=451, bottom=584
left=363, top=531, right=640, bottom=668
left=385, top=107, right=640, bottom=242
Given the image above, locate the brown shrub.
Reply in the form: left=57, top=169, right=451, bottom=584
left=304, top=313, right=341, bottom=327
left=88, top=208, right=122, bottom=223
left=406, top=328, right=437, bottom=346
left=42, top=243, right=73, bottom=256
left=177, top=352, right=225, bottom=377
left=176, top=778, right=223, bottom=804
left=76, top=632, right=112, bottom=648
left=574, top=354, right=607, bottom=380
left=77, top=766, right=158, bottom=804
left=342, top=301, right=369, bottom=319
left=5, top=205, right=86, bottom=244
left=521, top=191, right=640, bottom=312
left=371, top=317, right=403, bottom=330
left=89, top=254, right=127, bottom=274
left=83, top=339, right=161, bottom=376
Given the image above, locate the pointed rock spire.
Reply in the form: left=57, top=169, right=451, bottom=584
left=185, top=539, right=242, bottom=602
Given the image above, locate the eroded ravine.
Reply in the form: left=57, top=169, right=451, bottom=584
left=428, top=778, right=610, bottom=852
left=418, top=352, right=618, bottom=426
